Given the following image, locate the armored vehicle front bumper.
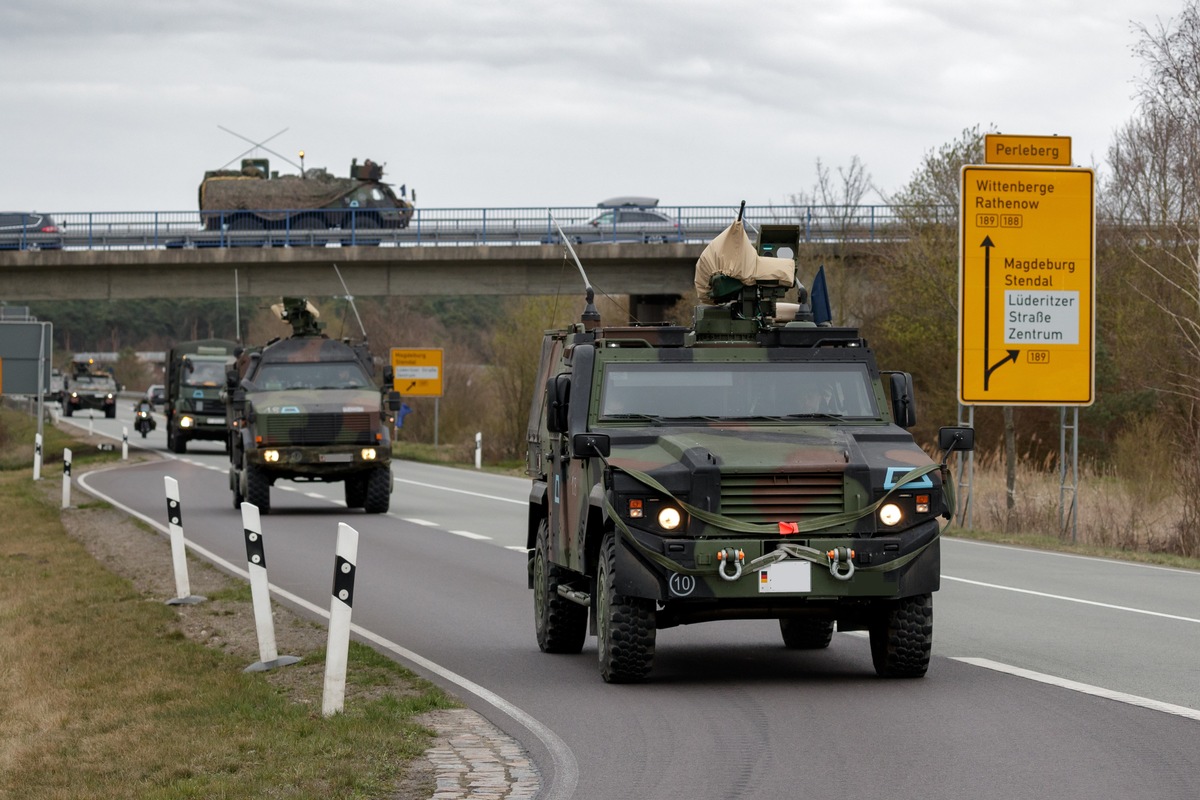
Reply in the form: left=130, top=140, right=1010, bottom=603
left=611, top=518, right=941, bottom=628
left=245, top=443, right=389, bottom=481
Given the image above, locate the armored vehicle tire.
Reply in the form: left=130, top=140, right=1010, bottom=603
left=168, top=428, right=187, bottom=454
left=779, top=617, right=835, bottom=649
left=105, top=406, right=116, bottom=419
left=63, top=404, right=73, bottom=417
left=246, top=464, right=271, bottom=513
left=596, top=532, right=656, bottom=683
left=363, top=466, right=391, bottom=514
left=231, top=469, right=244, bottom=510
left=869, top=593, right=933, bottom=678
left=345, top=474, right=367, bottom=509
left=533, top=521, right=587, bottom=654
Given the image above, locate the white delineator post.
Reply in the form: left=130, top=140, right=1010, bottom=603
left=322, top=522, right=360, bottom=717
left=475, top=431, right=482, bottom=469
left=240, top=502, right=300, bottom=673
left=164, top=477, right=206, bottom=606
left=61, top=448, right=72, bottom=509
left=33, top=433, right=42, bottom=480
left=122, top=427, right=128, bottom=460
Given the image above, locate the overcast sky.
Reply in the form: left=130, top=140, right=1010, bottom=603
left=0, top=0, right=1185, bottom=214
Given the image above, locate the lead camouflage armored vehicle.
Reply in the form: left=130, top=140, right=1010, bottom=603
left=225, top=298, right=401, bottom=514
left=166, top=339, right=238, bottom=453
left=63, top=358, right=117, bottom=418
left=527, top=219, right=973, bottom=682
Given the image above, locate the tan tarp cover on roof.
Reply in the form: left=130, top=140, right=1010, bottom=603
left=694, top=219, right=794, bottom=303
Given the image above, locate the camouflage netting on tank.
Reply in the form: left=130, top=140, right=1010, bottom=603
left=200, top=173, right=357, bottom=217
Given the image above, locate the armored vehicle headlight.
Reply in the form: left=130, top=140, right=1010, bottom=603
left=879, top=503, right=903, bottom=526
left=179, top=415, right=195, bottom=428
left=263, top=449, right=280, bottom=462
left=361, top=448, right=377, bottom=460
left=657, top=507, right=682, bottom=530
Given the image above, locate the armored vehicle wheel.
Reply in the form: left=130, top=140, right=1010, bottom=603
left=105, top=406, right=116, bottom=419
left=167, top=428, right=187, bottom=454
left=869, top=593, right=933, bottom=678
left=345, top=474, right=367, bottom=509
left=246, top=464, right=271, bottom=513
left=533, top=521, right=587, bottom=654
left=779, top=617, right=835, bottom=650
left=596, top=532, right=655, bottom=683
left=63, top=404, right=73, bottom=417
left=363, top=466, right=391, bottom=514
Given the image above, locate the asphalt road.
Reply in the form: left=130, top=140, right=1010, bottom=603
left=58, top=405, right=1200, bottom=800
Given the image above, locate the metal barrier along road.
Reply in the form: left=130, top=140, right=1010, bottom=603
left=0, top=205, right=943, bottom=252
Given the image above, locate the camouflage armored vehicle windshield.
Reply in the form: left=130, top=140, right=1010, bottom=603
left=526, top=218, right=974, bottom=682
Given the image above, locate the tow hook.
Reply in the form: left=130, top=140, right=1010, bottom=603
left=717, top=548, right=745, bottom=581
left=827, top=547, right=856, bottom=581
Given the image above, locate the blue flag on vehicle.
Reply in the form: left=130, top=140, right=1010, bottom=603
left=811, top=265, right=832, bottom=325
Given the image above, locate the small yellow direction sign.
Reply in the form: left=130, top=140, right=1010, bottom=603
left=958, top=165, right=1094, bottom=406
left=391, top=348, right=443, bottom=398
left=984, top=134, right=1072, bottom=166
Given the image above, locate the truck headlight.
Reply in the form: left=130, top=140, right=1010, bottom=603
left=263, top=450, right=280, bottom=462
left=180, top=415, right=195, bottom=429
left=657, top=507, right=682, bottom=530
left=879, top=503, right=903, bottom=526
left=361, top=448, right=377, bottom=460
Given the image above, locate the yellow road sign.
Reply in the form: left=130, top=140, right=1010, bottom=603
left=984, top=134, right=1072, bottom=166
left=391, top=348, right=443, bottom=398
left=958, top=165, right=1094, bottom=406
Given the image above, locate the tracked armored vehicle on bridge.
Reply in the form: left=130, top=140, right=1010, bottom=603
left=526, top=214, right=974, bottom=682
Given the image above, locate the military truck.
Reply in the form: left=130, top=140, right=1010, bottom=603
left=166, top=339, right=238, bottom=453
left=225, top=298, right=401, bottom=514
left=526, top=219, right=974, bottom=682
left=63, top=358, right=117, bottom=418
left=199, top=157, right=414, bottom=232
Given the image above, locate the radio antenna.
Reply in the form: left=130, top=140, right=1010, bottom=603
left=332, top=263, right=367, bottom=339
left=550, top=215, right=600, bottom=328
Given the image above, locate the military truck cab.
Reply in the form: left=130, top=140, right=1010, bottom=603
left=166, top=339, right=238, bottom=453
left=527, top=219, right=973, bottom=682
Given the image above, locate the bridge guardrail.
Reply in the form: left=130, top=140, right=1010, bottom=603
left=1, top=205, right=953, bottom=251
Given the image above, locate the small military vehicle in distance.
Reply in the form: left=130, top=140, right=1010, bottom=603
left=225, top=297, right=401, bottom=514
left=199, top=157, right=414, bottom=232
left=166, top=339, right=238, bottom=453
left=526, top=217, right=974, bottom=682
left=63, top=358, right=117, bottom=418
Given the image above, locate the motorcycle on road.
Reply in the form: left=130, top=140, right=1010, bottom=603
left=133, top=402, right=157, bottom=438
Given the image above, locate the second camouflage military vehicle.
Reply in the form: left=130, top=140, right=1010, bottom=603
left=527, top=216, right=974, bottom=682
left=63, top=358, right=117, bottom=418
left=199, top=157, right=414, bottom=232
left=225, top=298, right=401, bottom=514
left=166, top=339, right=238, bottom=453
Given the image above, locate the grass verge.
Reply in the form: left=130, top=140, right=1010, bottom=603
left=0, top=410, right=457, bottom=799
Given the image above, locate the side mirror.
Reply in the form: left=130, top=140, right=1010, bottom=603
left=572, top=432, right=610, bottom=459
left=887, top=372, right=917, bottom=428
left=386, top=390, right=402, bottom=413
left=938, top=426, right=975, bottom=454
left=546, top=374, right=570, bottom=434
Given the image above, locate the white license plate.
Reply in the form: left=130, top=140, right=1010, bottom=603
left=758, top=560, right=812, bottom=593
left=207, top=417, right=224, bottom=424
left=318, top=453, right=353, bottom=463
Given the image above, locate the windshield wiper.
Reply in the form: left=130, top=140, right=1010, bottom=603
left=601, top=413, right=663, bottom=423
left=775, top=412, right=847, bottom=421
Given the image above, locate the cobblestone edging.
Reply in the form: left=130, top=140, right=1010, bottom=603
left=422, top=709, right=540, bottom=799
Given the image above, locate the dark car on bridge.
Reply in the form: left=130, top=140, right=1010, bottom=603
left=552, top=198, right=683, bottom=244
left=0, top=212, right=63, bottom=251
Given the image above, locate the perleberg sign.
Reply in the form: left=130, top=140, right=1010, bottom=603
left=958, top=165, right=1095, bottom=406
left=984, top=134, right=1072, bottom=166
left=390, top=348, right=443, bottom=397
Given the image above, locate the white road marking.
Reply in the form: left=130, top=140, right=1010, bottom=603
left=403, top=518, right=439, bottom=527
left=954, top=657, right=1200, bottom=722
left=943, top=575, right=1200, bottom=625
left=449, top=530, right=491, bottom=540
left=395, top=477, right=524, bottom=505
left=946, top=536, right=1200, bottom=576
left=505, top=546, right=530, bottom=553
